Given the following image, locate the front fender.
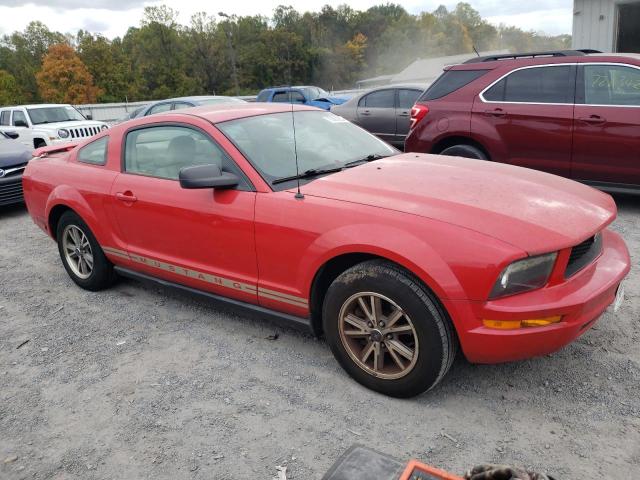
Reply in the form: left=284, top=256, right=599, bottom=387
left=298, top=223, right=465, bottom=302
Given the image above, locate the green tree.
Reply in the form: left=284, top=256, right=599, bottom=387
left=0, top=70, right=23, bottom=105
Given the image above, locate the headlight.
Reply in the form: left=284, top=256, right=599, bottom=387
left=101, top=125, right=109, bottom=130
left=58, top=129, right=69, bottom=139
left=489, top=252, right=557, bottom=299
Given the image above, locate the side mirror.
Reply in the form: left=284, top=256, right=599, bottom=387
left=179, top=164, right=239, bottom=189
left=14, top=120, right=27, bottom=128
left=5, top=131, right=19, bottom=139
left=85, top=114, right=93, bottom=120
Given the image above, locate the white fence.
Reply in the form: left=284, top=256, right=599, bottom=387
left=75, top=89, right=364, bottom=124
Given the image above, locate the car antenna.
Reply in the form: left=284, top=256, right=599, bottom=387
left=473, top=45, right=480, bottom=57
left=289, top=86, right=304, bottom=200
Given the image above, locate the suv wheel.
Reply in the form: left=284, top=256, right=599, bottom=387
left=440, top=144, right=487, bottom=160
left=323, top=260, right=456, bottom=397
left=56, top=211, right=115, bottom=291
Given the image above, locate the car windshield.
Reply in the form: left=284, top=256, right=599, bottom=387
left=27, top=106, right=86, bottom=125
left=218, top=110, right=397, bottom=189
left=302, top=87, right=329, bottom=100
left=196, top=97, right=245, bottom=105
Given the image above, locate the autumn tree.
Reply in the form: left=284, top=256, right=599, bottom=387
left=36, top=43, right=101, bottom=104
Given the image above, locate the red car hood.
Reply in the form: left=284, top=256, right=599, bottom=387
left=301, top=153, right=617, bottom=254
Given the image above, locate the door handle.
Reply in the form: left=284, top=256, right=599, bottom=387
left=360, top=110, right=371, bottom=116
left=577, top=114, right=606, bottom=125
left=484, top=108, right=506, bottom=117
left=115, top=191, right=137, bottom=202
left=398, top=111, right=410, bottom=117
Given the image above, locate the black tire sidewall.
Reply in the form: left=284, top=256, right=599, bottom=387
left=56, top=211, right=114, bottom=291
left=323, top=262, right=450, bottom=398
left=441, top=144, right=487, bottom=160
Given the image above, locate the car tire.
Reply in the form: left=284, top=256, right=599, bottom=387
left=322, top=260, right=456, bottom=398
left=440, top=144, right=487, bottom=160
left=56, top=211, right=115, bottom=291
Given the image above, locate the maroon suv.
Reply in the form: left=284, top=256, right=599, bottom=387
left=405, top=50, right=640, bottom=193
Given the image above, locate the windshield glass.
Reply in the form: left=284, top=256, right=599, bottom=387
left=303, top=87, right=329, bottom=100
left=218, top=111, right=396, bottom=189
left=197, top=97, right=245, bottom=105
left=27, top=106, right=86, bottom=125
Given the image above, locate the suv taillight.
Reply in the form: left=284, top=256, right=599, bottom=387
left=410, top=104, right=429, bottom=129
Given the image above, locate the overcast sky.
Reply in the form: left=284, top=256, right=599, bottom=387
left=0, top=0, right=574, bottom=39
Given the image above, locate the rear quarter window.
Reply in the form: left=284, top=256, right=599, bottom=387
left=78, top=136, right=108, bottom=166
left=419, top=69, right=488, bottom=101
left=256, top=91, right=271, bottom=102
left=0, top=111, right=9, bottom=126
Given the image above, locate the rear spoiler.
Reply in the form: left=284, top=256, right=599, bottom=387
left=33, top=142, right=80, bottom=158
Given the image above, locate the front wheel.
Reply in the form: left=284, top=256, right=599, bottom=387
left=322, top=260, right=456, bottom=397
left=56, top=211, right=115, bottom=291
left=440, top=144, right=487, bottom=160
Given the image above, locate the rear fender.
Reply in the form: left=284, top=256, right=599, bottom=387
left=45, top=185, right=106, bottom=243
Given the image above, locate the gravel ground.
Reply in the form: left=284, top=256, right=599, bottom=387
left=0, top=195, right=638, bottom=480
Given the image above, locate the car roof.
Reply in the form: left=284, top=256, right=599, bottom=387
left=451, top=51, right=640, bottom=70
left=144, top=103, right=321, bottom=124
left=1, top=104, right=73, bottom=109
left=146, top=95, right=236, bottom=104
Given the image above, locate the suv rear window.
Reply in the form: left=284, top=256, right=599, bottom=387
left=483, top=65, right=574, bottom=104
left=0, top=111, right=9, bottom=126
left=419, top=69, right=488, bottom=101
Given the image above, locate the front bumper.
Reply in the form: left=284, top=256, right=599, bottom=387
left=0, top=173, right=24, bottom=206
left=446, top=229, right=630, bottom=363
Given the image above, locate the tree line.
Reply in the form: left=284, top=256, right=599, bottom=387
left=0, top=3, right=571, bottom=105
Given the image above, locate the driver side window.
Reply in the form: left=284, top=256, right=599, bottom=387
left=124, top=125, right=239, bottom=182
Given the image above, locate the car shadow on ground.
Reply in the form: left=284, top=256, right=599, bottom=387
left=0, top=203, right=27, bottom=219
left=611, top=192, right=639, bottom=214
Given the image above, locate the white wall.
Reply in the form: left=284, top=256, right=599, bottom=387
left=573, top=0, right=617, bottom=52
left=573, top=0, right=640, bottom=52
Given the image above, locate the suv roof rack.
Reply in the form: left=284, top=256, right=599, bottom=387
left=463, top=49, right=603, bottom=64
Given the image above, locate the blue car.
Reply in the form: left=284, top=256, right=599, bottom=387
left=256, top=86, right=347, bottom=110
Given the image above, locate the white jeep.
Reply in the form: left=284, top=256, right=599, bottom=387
left=0, top=104, right=108, bottom=150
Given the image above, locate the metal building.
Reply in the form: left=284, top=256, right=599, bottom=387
left=572, top=0, right=640, bottom=52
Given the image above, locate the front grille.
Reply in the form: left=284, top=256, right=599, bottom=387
left=69, top=126, right=101, bottom=139
left=565, top=233, right=602, bottom=278
left=0, top=177, right=24, bottom=206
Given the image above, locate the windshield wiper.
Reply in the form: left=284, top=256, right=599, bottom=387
left=343, top=154, right=389, bottom=168
left=272, top=167, right=344, bottom=185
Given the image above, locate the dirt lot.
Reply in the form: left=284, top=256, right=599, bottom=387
left=0, top=195, right=638, bottom=480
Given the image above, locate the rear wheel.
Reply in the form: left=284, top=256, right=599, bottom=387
left=56, top=211, right=115, bottom=291
left=322, top=260, right=456, bottom=397
left=440, top=144, right=487, bottom=160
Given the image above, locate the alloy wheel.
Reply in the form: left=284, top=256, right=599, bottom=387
left=338, top=292, right=419, bottom=380
left=62, top=224, right=94, bottom=280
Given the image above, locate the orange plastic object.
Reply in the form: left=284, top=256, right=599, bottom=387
left=398, top=460, right=465, bottom=480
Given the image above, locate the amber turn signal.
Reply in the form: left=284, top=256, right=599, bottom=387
left=483, top=315, right=562, bottom=330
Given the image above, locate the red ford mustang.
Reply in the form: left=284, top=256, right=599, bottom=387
left=22, top=104, right=630, bottom=397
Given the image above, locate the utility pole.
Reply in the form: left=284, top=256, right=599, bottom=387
left=218, top=12, right=240, bottom=96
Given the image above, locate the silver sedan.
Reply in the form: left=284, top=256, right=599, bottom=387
left=330, top=85, right=425, bottom=149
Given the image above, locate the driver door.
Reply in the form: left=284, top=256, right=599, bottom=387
left=109, top=122, right=259, bottom=303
